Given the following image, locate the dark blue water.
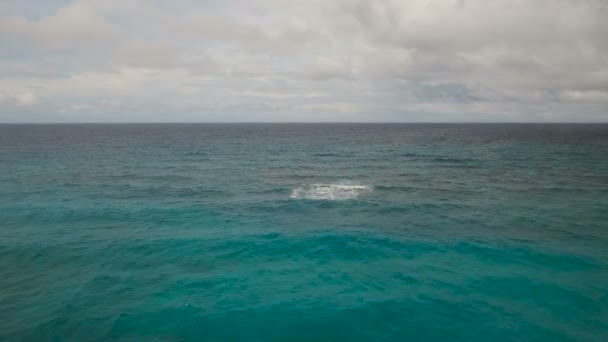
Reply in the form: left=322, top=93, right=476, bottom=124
left=1, top=124, right=607, bottom=341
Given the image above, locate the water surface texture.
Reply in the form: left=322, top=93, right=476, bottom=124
left=1, top=124, right=608, bottom=341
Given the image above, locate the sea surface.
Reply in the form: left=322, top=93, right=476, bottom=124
left=1, top=123, right=608, bottom=341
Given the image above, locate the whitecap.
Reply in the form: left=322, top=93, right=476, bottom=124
left=289, top=183, right=372, bottom=200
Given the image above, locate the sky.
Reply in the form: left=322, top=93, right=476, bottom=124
left=0, top=0, right=607, bottom=123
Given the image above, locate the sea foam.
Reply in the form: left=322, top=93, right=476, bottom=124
left=290, top=183, right=371, bottom=200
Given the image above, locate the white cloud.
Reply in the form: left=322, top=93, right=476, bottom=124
left=0, top=91, right=38, bottom=106
left=0, top=0, right=606, bottom=122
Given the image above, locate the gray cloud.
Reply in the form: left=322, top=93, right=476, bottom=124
left=0, top=1, right=120, bottom=48
left=0, top=0, right=606, bottom=122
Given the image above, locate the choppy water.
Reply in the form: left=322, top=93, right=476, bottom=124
left=1, top=124, right=608, bottom=341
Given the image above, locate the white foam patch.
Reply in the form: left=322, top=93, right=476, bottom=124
left=290, top=183, right=372, bottom=200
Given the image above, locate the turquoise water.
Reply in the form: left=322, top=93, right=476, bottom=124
left=1, top=124, right=607, bottom=341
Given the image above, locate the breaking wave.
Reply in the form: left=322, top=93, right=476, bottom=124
left=290, top=183, right=372, bottom=200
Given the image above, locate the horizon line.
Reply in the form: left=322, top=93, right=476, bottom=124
left=1, top=121, right=608, bottom=125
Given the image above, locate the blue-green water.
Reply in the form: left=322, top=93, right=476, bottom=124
left=1, top=124, right=607, bottom=341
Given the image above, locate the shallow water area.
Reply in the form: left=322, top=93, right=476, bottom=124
left=1, top=123, right=607, bottom=341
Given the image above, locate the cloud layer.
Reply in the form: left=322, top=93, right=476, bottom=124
left=0, top=0, right=607, bottom=122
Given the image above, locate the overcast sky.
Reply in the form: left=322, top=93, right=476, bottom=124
left=0, top=0, right=607, bottom=122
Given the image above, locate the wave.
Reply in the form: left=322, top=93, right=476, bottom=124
left=290, top=183, right=372, bottom=200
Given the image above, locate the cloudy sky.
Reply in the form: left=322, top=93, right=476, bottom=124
left=0, top=0, right=607, bottom=122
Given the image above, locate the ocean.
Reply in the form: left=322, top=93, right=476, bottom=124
left=1, top=123, right=607, bottom=341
